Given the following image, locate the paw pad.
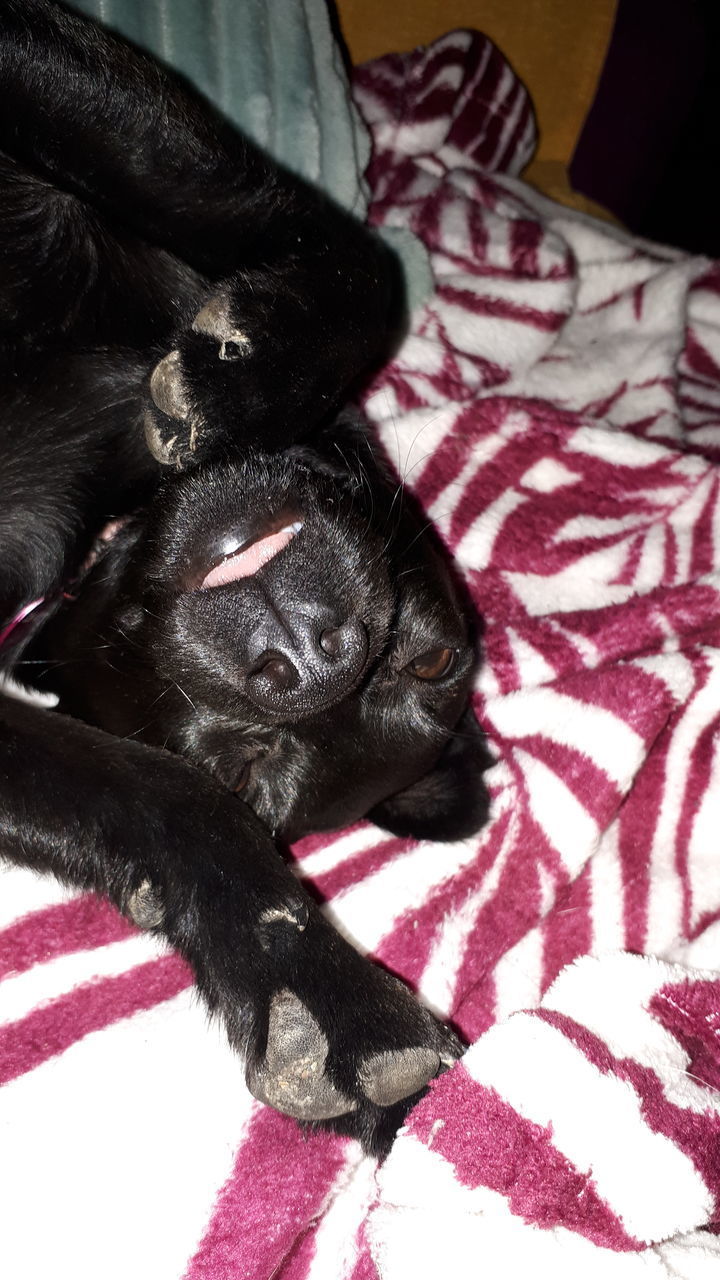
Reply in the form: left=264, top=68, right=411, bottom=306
left=359, top=1046, right=441, bottom=1106
left=192, top=294, right=252, bottom=362
left=149, top=349, right=190, bottom=423
left=246, top=989, right=357, bottom=1120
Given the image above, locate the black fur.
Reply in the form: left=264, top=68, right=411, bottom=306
left=0, top=0, right=489, bottom=1154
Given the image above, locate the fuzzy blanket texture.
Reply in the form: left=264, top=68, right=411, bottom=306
left=3, top=29, right=720, bottom=1280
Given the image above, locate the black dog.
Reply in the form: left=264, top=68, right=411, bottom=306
left=0, top=0, right=488, bottom=1154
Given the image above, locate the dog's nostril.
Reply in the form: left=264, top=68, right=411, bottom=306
left=318, top=619, right=367, bottom=663
left=245, top=620, right=368, bottom=714
left=319, top=627, right=343, bottom=657
left=257, top=655, right=295, bottom=691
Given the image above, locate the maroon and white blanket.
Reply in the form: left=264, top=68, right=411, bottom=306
left=3, top=31, right=720, bottom=1279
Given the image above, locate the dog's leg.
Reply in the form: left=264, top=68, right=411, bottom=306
left=0, top=692, right=460, bottom=1154
left=0, top=347, right=161, bottom=630
left=0, top=0, right=402, bottom=466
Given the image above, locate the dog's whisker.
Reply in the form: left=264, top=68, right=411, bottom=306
left=172, top=680, right=197, bottom=712
left=399, top=411, right=446, bottom=483
left=400, top=518, right=436, bottom=559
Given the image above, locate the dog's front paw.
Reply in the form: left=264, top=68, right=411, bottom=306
left=144, top=226, right=398, bottom=469
left=244, top=919, right=462, bottom=1155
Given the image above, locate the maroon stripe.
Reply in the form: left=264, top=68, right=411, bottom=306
left=494, top=733, right=620, bottom=828
left=618, top=723, right=671, bottom=953
left=464, top=576, right=524, bottom=640
left=375, top=820, right=501, bottom=985
left=440, top=283, right=568, bottom=332
left=506, top=617, right=578, bottom=685
left=537, top=1006, right=720, bottom=1211
left=652, top=977, right=720, bottom=1092
left=514, top=584, right=715, bottom=677
left=664, top=522, right=679, bottom=581
left=578, top=379, right=629, bottom=419
left=672, top=721, right=718, bottom=941
left=541, top=868, right=593, bottom=993
left=348, top=1230, right=379, bottom=1280
left=558, top=661, right=682, bottom=743
left=474, top=67, right=520, bottom=168
left=685, top=329, right=720, bottom=382
left=290, top=824, right=364, bottom=862
left=410, top=402, right=499, bottom=511
left=408, top=1067, right=642, bottom=1249
left=616, top=531, right=645, bottom=586
left=0, top=953, right=191, bottom=1085
left=0, top=894, right=134, bottom=980
left=184, top=1108, right=347, bottom=1280
left=579, top=288, right=629, bottom=316
left=304, top=836, right=411, bottom=902
left=633, top=281, right=646, bottom=320
left=509, top=218, right=542, bottom=277
left=495, top=93, right=535, bottom=175
left=690, top=476, right=720, bottom=579
left=453, top=802, right=561, bottom=1040
left=449, top=43, right=506, bottom=160
left=681, top=391, right=720, bottom=414
left=485, top=624, right=522, bottom=696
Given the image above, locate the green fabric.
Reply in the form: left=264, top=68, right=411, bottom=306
left=70, top=0, right=370, bottom=216
left=69, top=0, right=431, bottom=307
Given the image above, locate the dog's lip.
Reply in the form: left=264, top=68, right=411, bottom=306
left=198, top=518, right=304, bottom=591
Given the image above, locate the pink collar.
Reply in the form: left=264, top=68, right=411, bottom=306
left=0, top=517, right=129, bottom=654
left=0, top=598, right=44, bottom=650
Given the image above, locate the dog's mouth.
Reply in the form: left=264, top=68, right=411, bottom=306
left=200, top=519, right=304, bottom=590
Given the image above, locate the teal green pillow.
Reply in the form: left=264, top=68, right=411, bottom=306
left=70, top=0, right=371, bottom=216
left=69, top=0, right=432, bottom=308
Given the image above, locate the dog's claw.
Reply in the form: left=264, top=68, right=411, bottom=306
left=144, top=410, right=198, bottom=469
left=359, top=1046, right=441, bottom=1107
left=126, top=879, right=165, bottom=930
left=246, top=989, right=357, bottom=1120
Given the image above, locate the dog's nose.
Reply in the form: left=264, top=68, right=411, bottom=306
left=246, top=614, right=368, bottom=717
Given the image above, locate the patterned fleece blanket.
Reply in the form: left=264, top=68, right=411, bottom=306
left=3, top=29, right=720, bottom=1280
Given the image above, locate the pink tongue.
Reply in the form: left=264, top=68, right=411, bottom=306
left=201, top=525, right=300, bottom=590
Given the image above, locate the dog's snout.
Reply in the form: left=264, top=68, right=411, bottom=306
left=246, top=612, right=368, bottom=718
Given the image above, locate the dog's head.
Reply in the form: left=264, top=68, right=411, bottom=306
left=50, top=424, right=490, bottom=842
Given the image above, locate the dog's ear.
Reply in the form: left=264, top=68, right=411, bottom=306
left=368, top=709, right=491, bottom=842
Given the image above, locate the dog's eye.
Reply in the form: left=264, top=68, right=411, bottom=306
left=407, top=647, right=457, bottom=681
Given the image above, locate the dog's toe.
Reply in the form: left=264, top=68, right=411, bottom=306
left=126, top=879, right=165, bottom=930
left=359, top=1046, right=441, bottom=1107
left=192, top=294, right=252, bottom=363
left=246, top=989, right=357, bottom=1120
left=257, top=898, right=309, bottom=953
left=149, top=349, right=190, bottom=420
left=144, top=408, right=198, bottom=469
left=145, top=350, right=202, bottom=468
